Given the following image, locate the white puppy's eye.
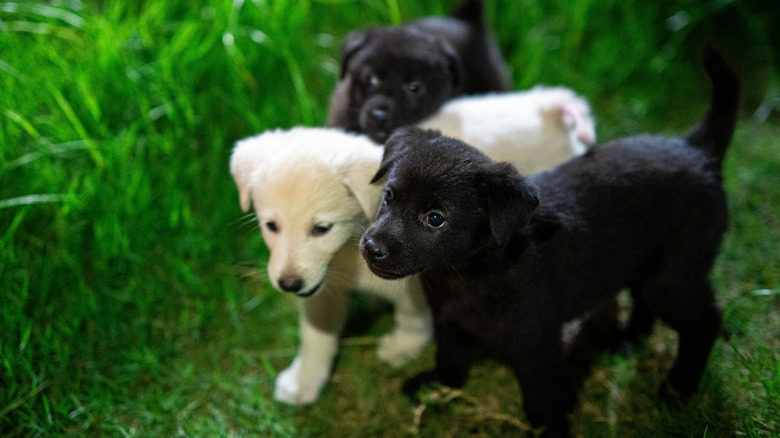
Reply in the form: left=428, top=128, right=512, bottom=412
left=425, top=212, right=445, bottom=228
left=265, top=221, right=279, bottom=232
left=312, top=223, right=333, bottom=236
left=368, top=73, right=380, bottom=87
left=407, top=81, right=425, bottom=95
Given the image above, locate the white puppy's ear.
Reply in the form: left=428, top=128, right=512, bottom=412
left=339, top=148, right=384, bottom=220
left=230, top=137, right=263, bottom=212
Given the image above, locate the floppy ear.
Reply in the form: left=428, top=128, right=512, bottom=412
left=370, top=126, right=430, bottom=183
left=340, top=30, right=370, bottom=79
left=230, top=137, right=264, bottom=212
left=478, top=162, right=539, bottom=247
left=439, top=39, right=464, bottom=94
left=340, top=152, right=385, bottom=220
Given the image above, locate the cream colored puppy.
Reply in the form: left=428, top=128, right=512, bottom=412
left=231, top=128, right=432, bottom=406
left=420, top=86, right=596, bottom=173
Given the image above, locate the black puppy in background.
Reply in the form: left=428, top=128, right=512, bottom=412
left=328, top=0, right=510, bottom=143
left=360, top=46, right=739, bottom=437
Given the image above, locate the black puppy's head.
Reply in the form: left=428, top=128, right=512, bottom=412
left=337, top=27, right=464, bottom=143
left=360, top=127, right=539, bottom=279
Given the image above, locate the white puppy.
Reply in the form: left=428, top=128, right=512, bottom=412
left=229, top=87, right=597, bottom=406
left=420, top=86, right=596, bottom=173
left=231, top=128, right=433, bottom=406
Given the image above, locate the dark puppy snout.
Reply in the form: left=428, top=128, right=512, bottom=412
left=278, top=276, right=304, bottom=293
left=370, top=107, right=390, bottom=122
left=362, top=237, right=388, bottom=260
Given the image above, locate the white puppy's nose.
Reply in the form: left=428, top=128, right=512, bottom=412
left=278, top=276, right=304, bottom=293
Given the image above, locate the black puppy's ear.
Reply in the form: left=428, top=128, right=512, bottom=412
left=340, top=30, right=370, bottom=79
left=439, top=40, right=464, bottom=94
left=478, top=163, right=539, bottom=247
left=450, top=0, right=485, bottom=25
left=371, top=126, right=429, bottom=183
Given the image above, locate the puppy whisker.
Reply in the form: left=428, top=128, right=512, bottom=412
left=232, top=260, right=269, bottom=283
left=230, top=212, right=260, bottom=230
left=325, top=268, right=365, bottom=285
left=448, top=265, right=465, bottom=282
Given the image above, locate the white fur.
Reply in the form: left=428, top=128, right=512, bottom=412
left=419, top=86, right=596, bottom=173
left=231, top=128, right=432, bottom=406
left=274, top=316, right=338, bottom=405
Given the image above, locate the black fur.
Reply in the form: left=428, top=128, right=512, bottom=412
left=360, top=47, right=739, bottom=437
left=327, top=0, right=510, bottom=143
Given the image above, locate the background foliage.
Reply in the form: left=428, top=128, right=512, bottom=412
left=1, top=0, right=778, bottom=436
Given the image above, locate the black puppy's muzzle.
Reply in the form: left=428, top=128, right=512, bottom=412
left=370, top=107, right=390, bottom=123
left=361, top=237, right=388, bottom=260
left=360, top=96, right=396, bottom=142
left=360, top=233, right=417, bottom=280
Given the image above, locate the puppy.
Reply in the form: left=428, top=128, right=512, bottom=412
left=230, top=128, right=433, bottom=405
left=421, top=86, right=596, bottom=173
left=360, top=46, right=739, bottom=436
left=328, top=0, right=510, bottom=143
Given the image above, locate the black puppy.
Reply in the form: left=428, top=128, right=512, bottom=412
left=327, top=0, right=510, bottom=143
left=360, top=46, right=739, bottom=437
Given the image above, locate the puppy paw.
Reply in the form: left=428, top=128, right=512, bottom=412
left=402, top=370, right=441, bottom=400
left=610, top=336, right=644, bottom=357
left=273, top=358, right=329, bottom=406
left=559, top=98, right=596, bottom=148
left=377, top=328, right=431, bottom=368
left=658, top=373, right=695, bottom=406
left=377, top=310, right=433, bottom=367
left=658, top=380, right=690, bottom=407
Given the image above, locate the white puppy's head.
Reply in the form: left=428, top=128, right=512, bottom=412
left=230, top=127, right=382, bottom=297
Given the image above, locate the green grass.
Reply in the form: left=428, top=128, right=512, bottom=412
left=1, top=0, right=778, bottom=436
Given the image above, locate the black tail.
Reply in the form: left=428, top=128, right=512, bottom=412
left=686, top=44, right=740, bottom=166
left=451, top=0, right=484, bottom=27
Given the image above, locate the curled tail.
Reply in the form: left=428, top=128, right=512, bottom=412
left=686, top=44, right=741, bottom=166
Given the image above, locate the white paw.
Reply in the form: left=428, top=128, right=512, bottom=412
left=559, top=98, right=596, bottom=148
left=376, top=328, right=431, bottom=368
left=273, top=358, right=328, bottom=406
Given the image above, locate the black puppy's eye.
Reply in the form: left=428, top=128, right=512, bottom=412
left=312, top=223, right=333, bottom=236
left=265, top=221, right=278, bottom=232
left=384, top=189, right=393, bottom=205
left=425, top=212, right=445, bottom=228
left=407, top=81, right=425, bottom=95
left=368, top=73, right=380, bottom=87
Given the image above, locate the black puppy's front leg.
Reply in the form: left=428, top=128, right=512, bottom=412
left=511, top=335, right=574, bottom=438
left=403, top=322, right=478, bottom=398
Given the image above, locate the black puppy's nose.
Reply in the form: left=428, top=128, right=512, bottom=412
left=363, top=238, right=388, bottom=260
left=278, top=276, right=304, bottom=293
left=370, top=107, right=389, bottom=122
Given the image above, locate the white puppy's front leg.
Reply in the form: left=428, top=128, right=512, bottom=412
left=274, top=288, right=349, bottom=405
left=376, top=277, right=433, bottom=368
